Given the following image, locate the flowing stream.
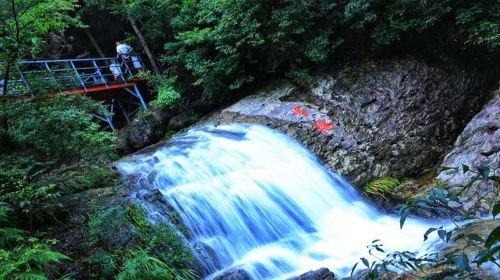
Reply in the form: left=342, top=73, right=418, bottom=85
left=117, top=124, right=437, bottom=279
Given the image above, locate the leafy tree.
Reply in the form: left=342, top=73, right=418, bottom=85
left=160, top=0, right=343, bottom=99
left=75, top=0, right=498, bottom=104
left=0, top=0, right=81, bottom=95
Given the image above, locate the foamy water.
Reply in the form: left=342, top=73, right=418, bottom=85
left=118, top=124, right=438, bottom=279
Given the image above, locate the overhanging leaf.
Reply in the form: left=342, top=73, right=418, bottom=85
left=454, top=253, right=470, bottom=271
left=485, top=226, right=500, bottom=248
left=350, top=262, right=358, bottom=277
left=361, top=257, right=370, bottom=268
left=493, top=202, right=500, bottom=218
left=400, top=207, right=411, bottom=229
left=424, top=227, right=441, bottom=241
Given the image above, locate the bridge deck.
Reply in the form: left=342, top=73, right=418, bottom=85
left=0, top=55, right=150, bottom=129
left=1, top=54, right=146, bottom=97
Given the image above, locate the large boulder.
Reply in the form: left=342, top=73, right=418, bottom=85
left=213, top=268, right=252, bottom=280
left=207, top=58, right=491, bottom=187
left=291, top=268, right=336, bottom=280
left=118, top=109, right=173, bottom=153
left=437, top=90, right=500, bottom=215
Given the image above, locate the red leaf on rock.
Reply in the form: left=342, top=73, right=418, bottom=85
left=292, top=106, right=309, bottom=117
left=314, top=119, right=335, bottom=134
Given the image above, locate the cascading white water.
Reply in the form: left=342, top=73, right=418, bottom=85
left=117, top=124, right=438, bottom=279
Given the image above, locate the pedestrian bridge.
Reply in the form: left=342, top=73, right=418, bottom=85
left=0, top=55, right=150, bottom=129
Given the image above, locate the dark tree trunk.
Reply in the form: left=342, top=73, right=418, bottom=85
left=127, top=16, right=161, bottom=74
left=2, top=61, right=12, bottom=95
left=3, top=0, right=20, bottom=95
left=84, top=28, right=106, bottom=58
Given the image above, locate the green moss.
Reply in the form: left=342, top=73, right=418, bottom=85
left=164, top=130, right=177, bottom=140
left=364, top=176, right=401, bottom=196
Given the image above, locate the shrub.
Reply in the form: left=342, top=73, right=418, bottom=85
left=136, top=72, right=181, bottom=109
left=153, top=86, right=181, bottom=109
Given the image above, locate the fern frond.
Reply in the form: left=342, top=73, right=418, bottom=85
left=177, top=268, right=198, bottom=280
left=0, top=227, right=26, bottom=247
left=29, top=249, right=70, bottom=266
left=0, top=203, right=12, bottom=223
left=11, top=271, right=47, bottom=280
left=116, top=250, right=178, bottom=280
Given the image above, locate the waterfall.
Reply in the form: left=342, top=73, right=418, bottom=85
left=117, top=124, right=437, bottom=279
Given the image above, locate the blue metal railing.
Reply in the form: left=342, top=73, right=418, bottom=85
left=0, top=54, right=147, bottom=96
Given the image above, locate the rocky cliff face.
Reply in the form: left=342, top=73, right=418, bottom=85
left=437, top=90, right=500, bottom=215
left=206, top=58, right=491, bottom=187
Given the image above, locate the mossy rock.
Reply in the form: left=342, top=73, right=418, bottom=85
left=85, top=203, right=198, bottom=279
left=87, top=204, right=137, bottom=250
left=364, top=177, right=401, bottom=196
left=163, top=130, right=177, bottom=140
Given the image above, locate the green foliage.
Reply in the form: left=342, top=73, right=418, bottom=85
left=86, top=204, right=196, bottom=279
left=0, top=203, right=69, bottom=280
left=0, top=0, right=81, bottom=94
left=0, top=95, right=117, bottom=161
left=83, top=0, right=499, bottom=103
left=153, top=86, right=181, bottom=109
left=137, top=72, right=181, bottom=109
left=117, top=249, right=196, bottom=280
left=0, top=95, right=117, bottom=231
left=285, top=69, right=315, bottom=89
left=343, top=0, right=500, bottom=52
left=0, top=0, right=80, bottom=56
left=55, top=166, right=115, bottom=194
left=305, top=35, right=330, bottom=63
left=23, top=72, right=63, bottom=96
left=161, top=0, right=340, bottom=98
left=0, top=179, right=60, bottom=230
left=88, top=250, right=117, bottom=279
left=164, top=130, right=177, bottom=140
left=364, top=177, right=401, bottom=196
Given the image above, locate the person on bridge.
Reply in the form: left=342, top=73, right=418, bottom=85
left=116, top=41, right=133, bottom=59
left=109, top=60, right=123, bottom=81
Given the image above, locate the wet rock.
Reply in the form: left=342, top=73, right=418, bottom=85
left=214, top=268, right=252, bottom=280
left=291, top=268, right=336, bottom=280
left=51, top=186, right=128, bottom=279
left=207, top=58, right=492, bottom=187
left=118, top=109, right=173, bottom=153
left=167, top=113, right=198, bottom=130
left=437, top=90, right=500, bottom=216
left=341, top=269, right=397, bottom=280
